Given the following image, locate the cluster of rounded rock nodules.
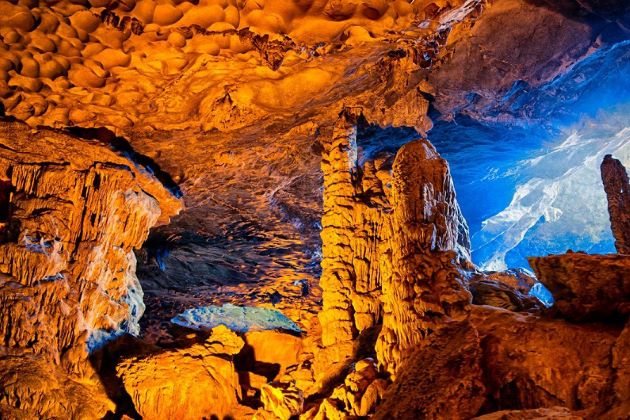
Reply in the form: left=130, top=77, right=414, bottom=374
left=0, top=0, right=440, bottom=133
left=0, top=0, right=629, bottom=419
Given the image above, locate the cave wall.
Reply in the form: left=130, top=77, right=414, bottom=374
left=0, top=121, right=181, bottom=416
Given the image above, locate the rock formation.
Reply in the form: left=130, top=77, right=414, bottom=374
left=0, top=121, right=181, bottom=415
left=117, top=325, right=244, bottom=420
left=374, top=322, right=486, bottom=419
left=471, top=305, right=619, bottom=412
left=302, top=358, right=388, bottom=419
left=527, top=156, right=630, bottom=322
left=601, top=154, right=630, bottom=254
left=528, top=252, right=630, bottom=321
left=318, top=111, right=471, bottom=378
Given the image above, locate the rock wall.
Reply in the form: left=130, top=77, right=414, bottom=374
left=318, top=111, right=471, bottom=377
left=470, top=305, right=621, bottom=413
left=374, top=322, right=486, bottom=420
left=0, top=120, right=181, bottom=376
left=601, top=154, right=630, bottom=254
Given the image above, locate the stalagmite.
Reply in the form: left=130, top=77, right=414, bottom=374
left=318, top=110, right=471, bottom=378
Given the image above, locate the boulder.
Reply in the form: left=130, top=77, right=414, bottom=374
left=242, top=330, right=303, bottom=379
left=471, top=305, right=618, bottom=412
left=117, top=326, right=243, bottom=420
left=528, top=253, right=630, bottom=321
left=373, top=322, right=485, bottom=420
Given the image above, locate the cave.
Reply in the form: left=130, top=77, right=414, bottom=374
left=0, top=0, right=629, bottom=419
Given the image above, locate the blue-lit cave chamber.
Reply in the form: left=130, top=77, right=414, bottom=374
left=362, top=39, right=630, bottom=308
left=437, top=39, right=630, bottom=305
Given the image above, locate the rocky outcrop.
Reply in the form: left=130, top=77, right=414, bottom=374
left=473, top=407, right=582, bottom=419
left=429, top=0, right=628, bottom=122
left=374, top=322, right=486, bottom=420
left=240, top=330, right=303, bottom=380
left=472, top=268, right=537, bottom=295
left=528, top=253, right=630, bottom=321
left=376, top=135, right=472, bottom=376
left=0, top=354, right=114, bottom=419
left=117, top=325, right=244, bottom=420
left=0, top=121, right=181, bottom=415
left=601, top=154, right=630, bottom=254
left=466, top=267, right=542, bottom=312
left=255, top=381, right=304, bottom=420
left=468, top=278, right=541, bottom=312
left=603, top=319, right=630, bottom=419
left=471, top=305, right=619, bottom=413
left=303, top=358, right=388, bottom=419
left=318, top=112, right=471, bottom=377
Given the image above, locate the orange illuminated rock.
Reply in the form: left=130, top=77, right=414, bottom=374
left=254, top=381, right=304, bottom=419
left=318, top=111, right=471, bottom=377
left=473, top=407, right=582, bottom=419
left=0, top=354, right=114, bottom=419
left=117, top=325, right=243, bottom=420
left=603, top=319, right=630, bottom=419
left=467, top=269, right=541, bottom=312
left=0, top=0, right=628, bottom=418
left=528, top=253, right=630, bottom=321
left=304, top=358, right=388, bottom=418
left=242, top=330, right=303, bottom=378
left=0, top=121, right=181, bottom=415
left=471, top=305, right=619, bottom=412
left=374, top=322, right=485, bottom=420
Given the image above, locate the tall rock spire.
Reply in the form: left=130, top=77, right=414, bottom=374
left=601, top=154, right=630, bottom=254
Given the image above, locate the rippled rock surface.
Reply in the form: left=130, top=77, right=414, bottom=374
left=529, top=253, right=630, bottom=322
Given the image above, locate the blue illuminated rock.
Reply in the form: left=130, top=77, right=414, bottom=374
left=171, top=303, right=302, bottom=334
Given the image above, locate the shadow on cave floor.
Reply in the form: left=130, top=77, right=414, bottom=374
left=89, top=339, right=144, bottom=420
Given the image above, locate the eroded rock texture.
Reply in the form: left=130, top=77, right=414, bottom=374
left=528, top=253, right=630, bottom=321
left=0, top=354, right=114, bottom=419
left=374, top=322, right=486, bottom=420
left=117, top=325, right=244, bottom=420
left=601, top=154, right=630, bottom=254
left=466, top=268, right=541, bottom=312
left=303, top=358, right=387, bottom=419
left=0, top=121, right=180, bottom=415
left=318, top=112, right=471, bottom=377
left=470, top=305, right=630, bottom=416
left=0, top=0, right=629, bottom=418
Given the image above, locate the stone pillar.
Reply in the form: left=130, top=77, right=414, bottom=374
left=318, top=112, right=361, bottom=362
left=601, top=154, right=630, bottom=254
left=318, top=112, right=471, bottom=378
left=376, top=140, right=471, bottom=377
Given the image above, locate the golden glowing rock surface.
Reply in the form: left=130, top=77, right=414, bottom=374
left=0, top=0, right=446, bottom=133
left=117, top=325, right=245, bottom=420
